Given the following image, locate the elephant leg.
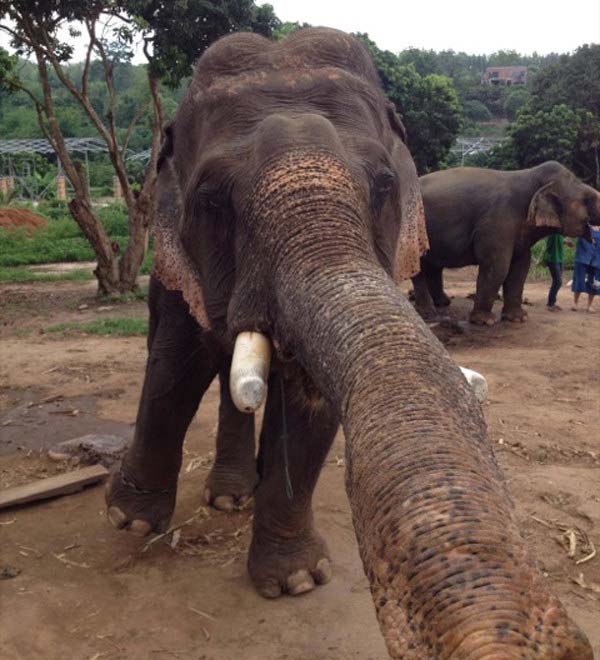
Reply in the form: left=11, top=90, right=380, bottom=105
left=411, top=270, right=437, bottom=319
left=501, top=249, right=531, bottom=322
left=106, top=277, right=222, bottom=535
left=248, top=370, right=339, bottom=598
left=424, top=264, right=451, bottom=307
left=470, top=255, right=511, bottom=326
left=204, top=365, right=258, bottom=511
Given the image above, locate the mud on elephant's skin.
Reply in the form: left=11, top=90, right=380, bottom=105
left=412, top=162, right=599, bottom=325
left=105, top=29, right=592, bottom=659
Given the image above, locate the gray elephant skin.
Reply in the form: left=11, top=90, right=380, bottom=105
left=105, top=29, right=592, bottom=659
left=412, top=162, right=599, bottom=325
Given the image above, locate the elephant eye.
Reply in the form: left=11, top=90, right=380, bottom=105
left=196, top=183, right=227, bottom=212
left=370, top=167, right=395, bottom=216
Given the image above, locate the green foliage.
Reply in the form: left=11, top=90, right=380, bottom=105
left=0, top=202, right=129, bottom=266
left=462, top=100, right=492, bottom=122
left=503, top=87, right=530, bottom=120
left=356, top=34, right=462, bottom=174
left=47, top=317, right=148, bottom=336
left=122, top=0, right=279, bottom=88
left=508, top=104, right=581, bottom=169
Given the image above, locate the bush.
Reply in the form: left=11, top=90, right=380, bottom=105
left=0, top=202, right=131, bottom=266
left=462, top=100, right=492, bottom=122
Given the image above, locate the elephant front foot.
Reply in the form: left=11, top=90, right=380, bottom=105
left=248, top=525, right=332, bottom=598
left=501, top=306, right=528, bottom=323
left=204, top=462, right=259, bottom=512
left=433, top=292, right=452, bottom=307
left=105, top=468, right=176, bottom=536
left=469, top=309, right=496, bottom=326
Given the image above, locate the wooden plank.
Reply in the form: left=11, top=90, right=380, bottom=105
left=0, top=464, right=109, bottom=510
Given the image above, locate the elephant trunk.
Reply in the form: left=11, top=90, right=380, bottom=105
left=250, top=151, right=592, bottom=658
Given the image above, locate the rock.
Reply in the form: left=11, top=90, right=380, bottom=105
left=1, top=566, right=21, bottom=580
left=48, top=434, right=127, bottom=468
left=459, top=367, right=488, bottom=403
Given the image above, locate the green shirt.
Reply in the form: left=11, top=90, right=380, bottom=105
left=544, top=234, right=564, bottom=264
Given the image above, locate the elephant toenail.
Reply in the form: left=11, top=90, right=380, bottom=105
left=312, top=558, right=333, bottom=585
left=130, top=519, right=152, bottom=537
left=213, top=495, right=235, bottom=512
left=107, top=506, right=127, bottom=529
left=287, top=570, right=315, bottom=595
left=203, top=487, right=211, bottom=505
left=259, top=580, right=282, bottom=599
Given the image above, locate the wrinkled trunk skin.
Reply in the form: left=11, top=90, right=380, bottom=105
left=247, top=154, right=591, bottom=659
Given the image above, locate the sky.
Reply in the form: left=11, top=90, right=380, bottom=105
left=1, top=0, right=598, bottom=60
left=265, top=0, right=600, bottom=55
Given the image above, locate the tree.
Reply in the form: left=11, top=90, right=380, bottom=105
left=356, top=35, right=462, bottom=173
left=528, top=44, right=600, bottom=117
left=463, top=99, right=492, bottom=123
left=0, top=0, right=278, bottom=294
left=508, top=104, right=581, bottom=169
left=503, top=87, right=529, bottom=121
left=397, top=48, right=440, bottom=76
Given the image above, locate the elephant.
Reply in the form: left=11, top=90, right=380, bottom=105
left=412, top=163, right=599, bottom=325
left=105, top=29, right=592, bottom=659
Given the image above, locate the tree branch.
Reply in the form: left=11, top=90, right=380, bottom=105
left=81, top=26, right=95, bottom=99
left=122, top=100, right=150, bottom=158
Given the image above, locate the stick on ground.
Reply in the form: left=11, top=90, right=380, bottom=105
left=0, top=465, right=109, bottom=510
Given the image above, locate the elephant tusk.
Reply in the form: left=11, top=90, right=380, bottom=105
left=459, top=366, right=488, bottom=403
left=230, top=332, right=272, bottom=413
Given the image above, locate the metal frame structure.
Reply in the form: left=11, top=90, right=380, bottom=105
left=450, top=137, right=503, bottom=165
left=0, top=138, right=151, bottom=200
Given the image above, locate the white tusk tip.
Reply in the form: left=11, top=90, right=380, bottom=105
left=232, top=375, right=268, bottom=413
left=459, top=366, right=488, bottom=403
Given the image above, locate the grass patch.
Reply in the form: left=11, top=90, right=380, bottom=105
left=0, top=267, right=94, bottom=283
left=0, top=202, right=132, bottom=267
left=47, top=317, right=148, bottom=337
left=99, top=285, right=149, bottom=304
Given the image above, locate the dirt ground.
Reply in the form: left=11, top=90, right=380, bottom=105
left=1, top=269, right=599, bottom=660
left=0, top=208, right=47, bottom=233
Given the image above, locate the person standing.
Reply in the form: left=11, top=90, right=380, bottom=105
left=572, top=226, right=600, bottom=313
left=544, top=234, right=567, bottom=311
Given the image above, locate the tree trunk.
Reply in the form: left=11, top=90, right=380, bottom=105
left=118, top=191, right=153, bottom=292
left=69, top=198, right=120, bottom=295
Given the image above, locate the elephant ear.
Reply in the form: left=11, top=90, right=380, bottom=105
left=153, top=128, right=210, bottom=329
left=527, top=181, right=562, bottom=229
left=385, top=103, right=429, bottom=283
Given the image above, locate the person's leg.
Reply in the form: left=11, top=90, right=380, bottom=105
left=585, top=266, right=597, bottom=312
left=586, top=294, right=596, bottom=312
left=572, top=262, right=584, bottom=310
left=547, top=262, right=562, bottom=308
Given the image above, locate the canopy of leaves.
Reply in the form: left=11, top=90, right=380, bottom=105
left=478, top=45, right=600, bottom=186
left=356, top=34, right=462, bottom=174
left=122, top=0, right=280, bottom=87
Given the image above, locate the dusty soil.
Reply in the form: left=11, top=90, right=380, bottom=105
left=0, top=208, right=47, bottom=234
left=1, top=270, right=599, bottom=660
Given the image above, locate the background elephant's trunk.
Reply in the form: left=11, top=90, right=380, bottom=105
left=249, top=151, right=592, bottom=658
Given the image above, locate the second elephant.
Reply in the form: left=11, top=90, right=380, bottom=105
left=412, top=161, right=599, bottom=325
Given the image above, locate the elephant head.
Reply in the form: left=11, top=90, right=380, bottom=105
left=153, top=29, right=591, bottom=659
left=527, top=161, right=599, bottom=238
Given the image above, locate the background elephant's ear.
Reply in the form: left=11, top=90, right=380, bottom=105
left=384, top=107, right=429, bottom=282
left=392, top=175, right=429, bottom=283
left=527, top=181, right=563, bottom=229
left=153, top=160, right=211, bottom=330
left=386, top=102, right=407, bottom=144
